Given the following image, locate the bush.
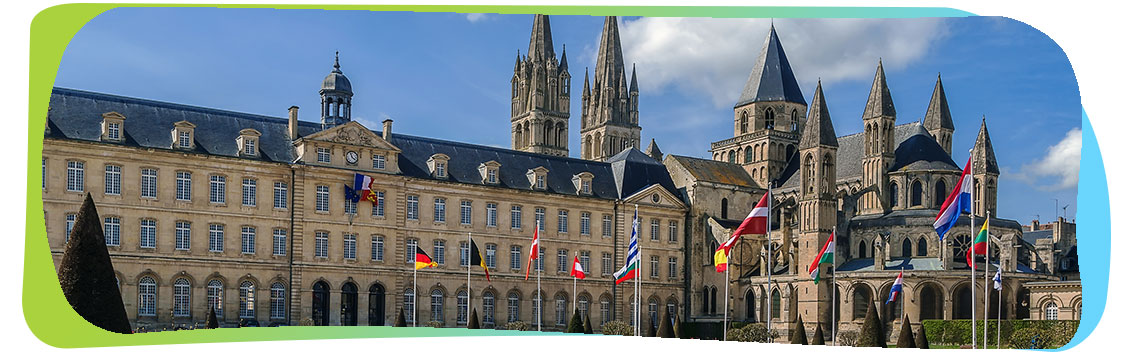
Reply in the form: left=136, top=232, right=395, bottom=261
left=896, top=315, right=915, bottom=348
left=566, top=309, right=584, bottom=333
left=672, top=314, right=683, bottom=339
left=837, top=330, right=859, bottom=347
left=601, top=321, right=634, bottom=336
left=790, top=316, right=808, bottom=345
left=56, top=194, right=132, bottom=334
left=468, top=309, right=481, bottom=329
left=424, top=321, right=444, bottom=328
left=583, top=313, right=594, bottom=334
left=299, top=317, right=315, bottom=326
left=394, top=309, right=407, bottom=327
left=923, top=319, right=1077, bottom=348
left=206, top=306, right=219, bottom=329
left=811, top=323, right=826, bottom=345
left=505, top=321, right=531, bottom=331
left=857, top=303, right=886, bottom=347
left=657, top=309, right=675, bottom=338
left=916, top=324, right=929, bottom=349
left=726, top=323, right=779, bottom=342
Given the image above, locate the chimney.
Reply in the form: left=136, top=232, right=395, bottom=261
left=382, top=119, right=393, bottom=140
left=288, top=106, right=300, bottom=139
left=1031, top=219, right=1039, bottom=231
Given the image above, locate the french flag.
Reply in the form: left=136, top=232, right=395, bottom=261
left=353, top=173, right=372, bottom=196
left=933, top=157, right=972, bottom=240
left=886, top=271, right=904, bottom=304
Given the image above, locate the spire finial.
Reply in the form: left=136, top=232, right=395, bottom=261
left=333, top=51, right=341, bottom=73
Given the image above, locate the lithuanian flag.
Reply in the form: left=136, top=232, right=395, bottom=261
left=415, top=246, right=438, bottom=270
left=967, top=219, right=989, bottom=267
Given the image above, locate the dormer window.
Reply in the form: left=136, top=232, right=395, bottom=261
left=237, top=128, right=262, bottom=157
left=101, top=112, right=125, bottom=142
left=526, top=166, right=548, bottom=190
left=572, top=172, right=595, bottom=195
left=172, top=120, right=196, bottom=149
left=479, top=161, right=501, bottom=184
left=316, top=147, right=331, bottom=163
left=427, top=153, right=450, bottom=179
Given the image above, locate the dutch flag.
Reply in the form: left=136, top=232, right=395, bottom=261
left=933, top=157, right=973, bottom=240
left=886, top=270, right=904, bottom=304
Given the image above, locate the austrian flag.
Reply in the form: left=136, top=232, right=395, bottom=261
left=714, top=191, right=769, bottom=272
left=571, top=256, right=586, bottom=279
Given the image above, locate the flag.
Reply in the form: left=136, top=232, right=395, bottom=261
left=807, top=231, right=836, bottom=284
left=571, top=256, right=586, bottom=279
left=993, top=269, right=1002, bottom=291
left=414, top=246, right=438, bottom=270
left=470, top=239, right=491, bottom=282
left=886, top=271, right=904, bottom=304
left=344, top=184, right=360, bottom=202
left=934, top=157, right=972, bottom=240
left=714, top=191, right=770, bottom=272
left=353, top=173, right=381, bottom=204
left=614, top=211, right=641, bottom=285
left=968, top=218, right=989, bottom=267
left=525, top=224, right=540, bottom=280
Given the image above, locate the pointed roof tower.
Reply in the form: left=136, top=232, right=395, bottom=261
left=862, top=59, right=896, bottom=118
left=559, top=44, right=569, bottom=72
left=923, top=74, right=955, bottom=130
left=527, top=14, right=556, bottom=63
left=799, top=80, right=838, bottom=148
left=594, top=16, right=627, bottom=90
left=630, top=64, right=639, bottom=92
left=644, top=138, right=664, bottom=161
left=973, top=116, right=1000, bottom=174
left=582, top=67, right=590, bottom=96
left=735, top=23, right=807, bottom=107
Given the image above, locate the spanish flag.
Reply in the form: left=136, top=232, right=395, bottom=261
left=470, top=239, right=491, bottom=281
left=415, top=246, right=438, bottom=270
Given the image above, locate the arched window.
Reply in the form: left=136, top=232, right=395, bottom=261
left=648, top=298, right=659, bottom=327
left=579, top=294, right=591, bottom=318
left=555, top=294, right=568, bottom=326
left=600, top=295, right=612, bottom=325
left=911, top=180, right=924, bottom=206
left=239, top=281, right=256, bottom=320
left=507, top=292, right=520, bottom=322
left=728, top=150, right=735, bottom=164
left=341, top=282, right=358, bottom=326
left=207, top=279, right=224, bottom=316
left=858, top=240, right=869, bottom=259
left=771, top=289, right=781, bottom=320
left=744, top=146, right=753, bottom=163
left=270, top=282, right=286, bottom=320
left=430, top=289, right=445, bottom=323
left=138, top=276, right=156, bottom=316
left=902, top=238, right=912, bottom=257
left=917, top=237, right=928, bottom=257
left=368, top=283, right=385, bottom=326
left=312, top=281, right=330, bottom=325
left=173, top=278, right=191, bottom=317
left=721, top=198, right=729, bottom=220
left=702, top=286, right=710, bottom=314
left=790, top=109, right=799, bottom=132
left=803, top=154, right=815, bottom=195
left=710, top=286, right=718, bottom=315
left=740, top=112, right=749, bottom=134
left=852, top=286, right=872, bottom=320
left=889, top=182, right=899, bottom=208
left=1045, top=302, right=1059, bottom=320
left=482, top=291, right=496, bottom=327
left=745, top=290, right=756, bottom=319
left=403, top=288, right=416, bottom=324
left=934, top=179, right=948, bottom=207
left=764, top=108, right=775, bottom=129
left=532, top=291, right=543, bottom=327
left=457, top=290, right=469, bottom=326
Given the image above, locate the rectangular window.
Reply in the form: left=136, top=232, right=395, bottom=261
left=406, top=195, right=419, bottom=220
left=140, top=168, right=157, bottom=199
left=345, top=198, right=357, bottom=215
left=536, top=175, right=545, bottom=189
left=557, top=210, right=568, bottom=233
left=650, top=219, right=660, bottom=241
left=104, top=164, right=121, bottom=195
left=535, top=207, right=545, bottom=231
left=243, top=138, right=256, bottom=155
left=209, top=175, right=226, bottom=204
left=581, top=180, right=591, bottom=194
left=270, top=284, right=285, bottom=320
left=581, top=212, right=591, bottom=235
left=460, top=201, right=472, bottom=225
left=486, top=203, right=498, bottom=227
left=434, top=198, right=446, bottom=222
left=139, top=219, right=156, bottom=248
left=314, top=231, right=328, bottom=258
left=668, top=257, right=678, bottom=278
left=316, top=147, right=331, bottom=163
left=315, top=185, right=330, bottom=213
left=41, top=158, right=45, bottom=190
left=460, top=241, right=469, bottom=267
left=406, top=239, right=417, bottom=263
left=435, top=162, right=446, bottom=178
left=487, top=169, right=497, bottom=184
left=668, top=221, right=679, bottom=243
left=107, top=122, right=120, bottom=140
left=510, top=205, right=522, bottom=229
left=601, top=252, right=612, bottom=275
left=650, top=255, right=660, bottom=278
left=433, top=240, right=446, bottom=265
left=178, top=130, right=191, bottom=148
left=65, top=214, right=76, bottom=242
left=273, top=182, right=287, bottom=209
left=537, top=247, right=545, bottom=271
left=373, top=154, right=386, bottom=169
left=372, top=191, right=386, bottom=217
left=371, top=235, right=384, bottom=261
left=176, top=171, right=191, bottom=201
left=272, top=228, right=287, bottom=256
left=66, top=161, right=84, bottom=192
left=557, top=249, right=568, bottom=273
left=485, top=244, right=496, bottom=268
left=343, top=233, right=357, bottom=260
left=602, top=215, right=612, bottom=237
left=208, top=224, right=224, bottom=252
left=510, top=245, right=521, bottom=270
left=242, top=178, right=257, bottom=206
left=580, top=251, right=591, bottom=273
left=103, top=217, right=120, bottom=246
left=241, top=226, right=256, bottom=254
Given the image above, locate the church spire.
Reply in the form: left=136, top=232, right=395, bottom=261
left=799, top=80, right=838, bottom=149
left=527, top=14, right=556, bottom=63
left=580, top=16, right=641, bottom=161
left=630, top=63, right=638, bottom=92
left=510, top=14, right=571, bottom=157
left=973, top=116, right=1000, bottom=174
left=862, top=59, right=896, bottom=118
left=594, top=16, right=626, bottom=90
left=559, top=44, right=568, bottom=72
left=735, top=22, right=806, bottom=107
left=923, top=73, right=955, bottom=154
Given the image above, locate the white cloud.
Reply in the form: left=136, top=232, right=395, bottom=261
left=1015, top=127, right=1082, bottom=191
left=617, top=17, right=948, bottom=108
left=465, top=13, right=488, bottom=23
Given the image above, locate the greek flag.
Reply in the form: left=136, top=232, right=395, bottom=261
left=613, top=211, right=641, bottom=284
left=993, top=269, right=1002, bottom=291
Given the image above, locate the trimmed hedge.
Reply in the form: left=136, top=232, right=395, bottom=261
left=922, top=320, right=1079, bottom=349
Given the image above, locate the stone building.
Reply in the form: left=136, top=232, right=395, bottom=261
left=579, top=16, right=641, bottom=162
left=511, top=15, right=571, bottom=157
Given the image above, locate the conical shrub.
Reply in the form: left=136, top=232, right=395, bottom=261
left=857, top=303, right=887, bottom=347
left=811, top=323, right=826, bottom=345
left=657, top=309, right=675, bottom=338
left=673, top=313, right=683, bottom=339
left=790, top=316, right=808, bottom=345
left=582, top=312, right=594, bottom=334
left=647, top=318, right=657, bottom=337
left=915, top=324, right=930, bottom=349
left=394, top=308, right=407, bottom=327
left=566, top=308, right=584, bottom=333
left=56, top=194, right=132, bottom=334
left=206, top=305, right=219, bottom=329
left=468, top=308, right=481, bottom=329
left=896, top=315, right=916, bottom=348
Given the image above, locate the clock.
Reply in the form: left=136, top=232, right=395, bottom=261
left=345, top=151, right=359, bottom=165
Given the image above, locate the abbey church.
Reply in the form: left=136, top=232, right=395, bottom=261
left=42, top=14, right=1078, bottom=340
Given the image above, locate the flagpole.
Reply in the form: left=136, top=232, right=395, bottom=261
left=983, top=214, right=990, bottom=349
left=537, top=221, right=542, bottom=332
left=573, top=252, right=578, bottom=314
left=970, top=160, right=976, bottom=350
left=723, top=258, right=729, bottom=341
left=635, top=204, right=641, bottom=337
left=996, top=274, right=1002, bottom=349
left=468, top=232, right=472, bottom=328
left=413, top=258, right=418, bottom=328
left=766, top=183, right=773, bottom=343
left=832, top=225, right=837, bottom=346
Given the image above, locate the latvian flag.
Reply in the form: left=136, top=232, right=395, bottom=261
left=571, top=256, right=586, bottom=279
left=968, top=218, right=989, bottom=267
left=714, top=191, right=770, bottom=272
left=886, top=271, right=904, bottom=304
left=934, top=157, right=972, bottom=240
left=613, top=211, right=641, bottom=285
left=807, top=231, right=835, bottom=284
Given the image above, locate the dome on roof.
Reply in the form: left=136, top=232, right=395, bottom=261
left=889, top=129, right=959, bottom=172
left=320, top=52, right=353, bottom=94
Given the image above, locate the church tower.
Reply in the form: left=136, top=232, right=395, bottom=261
left=709, top=24, right=807, bottom=188
left=580, top=16, right=641, bottom=161
left=923, top=74, right=955, bottom=155
left=320, top=52, right=353, bottom=129
left=972, top=117, right=1000, bottom=217
left=795, top=81, right=839, bottom=334
left=859, top=60, right=897, bottom=215
left=511, top=14, right=571, bottom=157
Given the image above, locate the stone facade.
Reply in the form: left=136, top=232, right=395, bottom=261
left=511, top=15, right=571, bottom=157
left=580, top=16, right=641, bottom=162
left=1025, top=280, right=1082, bottom=321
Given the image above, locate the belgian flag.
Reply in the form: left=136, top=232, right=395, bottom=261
left=470, top=239, right=491, bottom=281
left=415, top=246, right=438, bottom=270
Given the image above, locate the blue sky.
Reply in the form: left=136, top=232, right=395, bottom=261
left=53, top=8, right=1081, bottom=223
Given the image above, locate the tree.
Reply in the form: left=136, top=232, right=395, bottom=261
left=56, top=193, right=132, bottom=334
left=582, top=312, right=594, bottom=334
left=673, top=313, right=683, bottom=339
left=896, top=315, right=916, bottom=348
left=857, top=303, right=887, bottom=347
left=566, top=308, right=584, bottom=333
left=206, top=305, right=219, bottom=329
left=394, top=308, right=407, bottom=327
left=468, top=308, right=481, bottom=329
left=812, top=323, right=826, bottom=345
left=916, top=324, right=930, bottom=349
left=647, top=318, right=657, bottom=337
left=790, top=316, right=808, bottom=345
left=657, top=309, right=675, bottom=338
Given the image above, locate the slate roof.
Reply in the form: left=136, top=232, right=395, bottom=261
left=45, top=87, right=678, bottom=202
left=1021, top=229, right=1053, bottom=246
left=889, top=124, right=959, bottom=172
left=798, top=81, right=838, bottom=149
left=780, top=122, right=924, bottom=189
left=321, top=53, right=352, bottom=94
left=668, top=155, right=759, bottom=188
left=734, top=25, right=807, bottom=107
left=922, top=74, right=954, bottom=131
left=973, top=118, right=1001, bottom=174
left=861, top=59, right=896, bottom=118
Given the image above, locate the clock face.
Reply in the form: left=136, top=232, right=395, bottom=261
left=346, top=151, right=359, bottom=164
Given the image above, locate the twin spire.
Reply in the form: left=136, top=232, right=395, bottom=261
left=799, top=80, right=838, bottom=149
left=862, top=59, right=897, bottom=118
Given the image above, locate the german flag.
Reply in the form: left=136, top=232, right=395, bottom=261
left=415, top=246, right=438, bottom=270
left=470, top=239, right=491, bottom=281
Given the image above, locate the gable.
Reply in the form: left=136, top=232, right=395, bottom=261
left=623, top=183, right=687, bottom=210
left=300, top=121, right=400, bottom=152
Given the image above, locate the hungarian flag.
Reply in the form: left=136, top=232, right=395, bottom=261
left=934, top=157, right=972, bottom=240
left=968, top=218, right=989, bottom=267
left=886, top=271, right=904, bottom=304
left=470, top=239, right=491, bottom=282
left=807, top=231, right=835, bottom=284
left=525, top=223, right=540, bottom=280
left=714, top=191, right=769, bottom=272
left=414, top=246, right=438, bottom=270
left=570, top=256, right=586, bottom=279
